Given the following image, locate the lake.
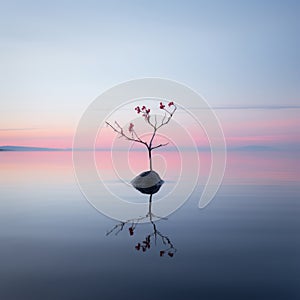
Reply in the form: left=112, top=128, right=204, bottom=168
left=0, top=150, right=299, bottom=300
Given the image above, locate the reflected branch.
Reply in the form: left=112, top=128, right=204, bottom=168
left=106, top=193, right=177, bottom=257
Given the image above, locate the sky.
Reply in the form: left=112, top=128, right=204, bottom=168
left=0, top=0, right=299, bottom=149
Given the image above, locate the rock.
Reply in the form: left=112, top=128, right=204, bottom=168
left=131, top=170, right=164, bottom=194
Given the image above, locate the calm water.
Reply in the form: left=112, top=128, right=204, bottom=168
left=0, top=151, right=299, bottom=300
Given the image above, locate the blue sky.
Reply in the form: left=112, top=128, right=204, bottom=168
left=0, top=0, right=299, bottom=147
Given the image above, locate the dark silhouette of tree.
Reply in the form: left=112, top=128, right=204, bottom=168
left=106, top=194, right=177, bottom=258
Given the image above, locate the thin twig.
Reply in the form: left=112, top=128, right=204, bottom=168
left=106, top=121, right=148, bottom=147
left=151, top=142, right=169, bottom=150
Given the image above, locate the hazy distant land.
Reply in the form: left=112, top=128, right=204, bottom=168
left=0, top=145, right=283, bottom=152
left=0, top=146, right=68, bottom=152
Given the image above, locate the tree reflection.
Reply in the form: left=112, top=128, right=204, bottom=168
left=106, top=193, right=177, bottom=258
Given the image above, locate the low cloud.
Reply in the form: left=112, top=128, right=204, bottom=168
left=0, top=127, right=38, bottom=131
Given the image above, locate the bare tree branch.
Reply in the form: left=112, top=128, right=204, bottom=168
left=156, top=105, right=177, bottom=130
left=151, top=142, right=169, bottom=150
left=105, top=121, right=148, bottom=147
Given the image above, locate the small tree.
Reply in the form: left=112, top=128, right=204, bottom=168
left=106, top=101, right=177, bottom=170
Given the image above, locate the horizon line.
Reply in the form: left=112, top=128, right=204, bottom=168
left=1, top=144, right=299, bottom=152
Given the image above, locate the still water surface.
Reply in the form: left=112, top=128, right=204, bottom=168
left=0, top=151, right=299, bottom=299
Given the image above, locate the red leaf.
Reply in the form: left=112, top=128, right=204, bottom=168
left=159, top=102, right=165, bottom=109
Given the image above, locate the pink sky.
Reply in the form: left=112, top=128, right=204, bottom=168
left=1, top=108, right=299, bottom=150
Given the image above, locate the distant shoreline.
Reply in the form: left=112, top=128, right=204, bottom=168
left=0, top=145, right=298, bottom=152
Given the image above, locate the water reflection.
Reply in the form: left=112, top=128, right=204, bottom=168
left=106, top=181, right=177, bottom=257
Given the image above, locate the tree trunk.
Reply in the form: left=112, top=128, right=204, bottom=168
left=148, top=148, right=152, bottom=170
